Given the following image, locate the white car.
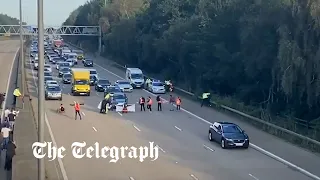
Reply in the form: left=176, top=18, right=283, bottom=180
left=31, top=56, right=38, bottom=63
left=56, top=62, right=70, bottom=70
left=147, top=80, right=165, bottom=94
left=115, top=80, right=133, bottom=92
left=66, top=59, right=74, bottom=67
left=45, top=80, right=59, bottom=87
left=34, top=60, right=39, bottom=70
left=44, top=64, right=52, bottom=73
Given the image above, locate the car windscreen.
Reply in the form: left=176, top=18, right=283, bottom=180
left=44, top=72, right=52, bottom=76
left=63, top=74, right=72, bottom=78
left=44, top=65, right=51, bottom=68
left=47, top=86, right=61, bottom=91
left=131, top=73, right=143, bottom=79
left=61, top=68, right=70, bottom=72
left=98, top=80, right=109, bottom=84
left=86, top=60, right=93, bottom=63
left=113, top=94, right=125, bottom=99
left=45, top=77, right=53, bottom=81
left=117, top=81, right=130, bottom=85
left=109, top=87, right=120, bottom=92
left=75, top=80, right=89, bottom=85
left=60, top=63, right=70, bottom=67
left=90, top=71, right=97, bottom=75
left=153, top=82, right=163, bottom=86
left=53, top=57, right=64, bottom=61
left=222, top=125, right=242, bottom=133
left=47, top=82, right=58, bottom=85
left=90, top=76, right=96, bottom=80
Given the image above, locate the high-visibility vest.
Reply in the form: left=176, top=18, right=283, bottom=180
left=139, top=98, right=145, bottom=104
left=13, top=88, right=21, bottom=97
left=202, top=93, right=210, bottom=99
left=148, top=99, right=152, bottom=105
left=176, top=98, right=181, bottom=105
left=105, top=93, right=110, bottom=99
left=74, top=103, right=80, bottom=111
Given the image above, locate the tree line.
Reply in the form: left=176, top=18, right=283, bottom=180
left=63, top=0, right=320, bottom=140
left=0, top=13, right=21, bottom=25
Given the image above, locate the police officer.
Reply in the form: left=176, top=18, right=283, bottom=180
left=156, top=95, right=162, bottom=111
left=147, top=96, right=152, bottom=111
left=13, top=87, right=22, bottom=105
left=139, top=96, right=145, bottom=111
left=201, top=92, right=211, bottom=107
left=100, top=98, right=108, bottom=113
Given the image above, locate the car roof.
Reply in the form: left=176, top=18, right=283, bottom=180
left=127, top=68, right=142, bottom=72
left=113, top=92, right=125, bottom=96
left=117, top=80, right=129, bottom=82
left=46, top=80, right=57, bottom=83
left=214, top=122, right=236, bottom=126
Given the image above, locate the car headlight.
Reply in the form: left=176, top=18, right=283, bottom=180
left=245, top=138, right=248, bottom=141
left=98, top=85, right=102, bottom=87
left=130, top=87, right=133, bottom=90
left=225, top=138, right=233, bottom=141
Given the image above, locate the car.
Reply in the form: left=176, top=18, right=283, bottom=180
left=44, top=76, right=54, bottom=83
left=56, top=62, right=70, bottom=70
left=58, top=67, right=71, bottom=77
left=31, top=56, right=38, bottom=63
left=43, top=72, right=52, bottom=77
left=110, top=92, right=128, bottom=109
left=95, top=79, right=111, bottom=92
left=103, top=85, right=122, bottom=97
left=147, top=80, right=165, bottom=94
left=50, top=57, right=64, bottom=64
left=34, top=60, right=39, bottom=70
left=208, top=122, right=249, bottom=149
left=89, top=75, right=97, bottom=86
left=45, top=85, right=62, bottom=100
left=115, top=80, right=133, bottom=92
left=45, top=80, right=59, bottom=87
left=44, top=64, right=52, bottom=73
left=65, top=59, right=74, bottom=67
left=62, top=73, right=72, bottom=84
left=83, top=59, right=93, bottom=67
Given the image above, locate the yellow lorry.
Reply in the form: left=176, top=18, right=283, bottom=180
left=71, top=68, right=90, bottom=96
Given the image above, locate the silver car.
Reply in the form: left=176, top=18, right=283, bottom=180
left=115, top=80, right=133, bottom=92
left=147, top=80, right=166, bottom=94
left=45, top=85, right=62, bottom=100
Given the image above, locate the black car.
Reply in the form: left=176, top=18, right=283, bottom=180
left=208, top=122, right=249, bottom=149
left=59, top=67, right=71, bottom=77
left=84, top=59, right=93, bottom=67
left=89, top=75, right=97, bottom=86
left=62, top=73, right=72, bottom=84
left=95, top=79, right=111, bottom=92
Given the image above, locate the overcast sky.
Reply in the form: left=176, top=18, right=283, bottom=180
left=0, top=0, right=89, bottom=26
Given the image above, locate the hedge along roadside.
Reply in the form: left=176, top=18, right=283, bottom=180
left=65, top=41, right=320, bottom=153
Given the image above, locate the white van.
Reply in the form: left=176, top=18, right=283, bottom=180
left=126, top=68, right=144, bottom=88
left=61, top=49, right=71, bottom=56
left=67, top=53, right=78, bottom=64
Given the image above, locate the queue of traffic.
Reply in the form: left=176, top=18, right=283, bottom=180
left=28, top=36, right=251, bottom=149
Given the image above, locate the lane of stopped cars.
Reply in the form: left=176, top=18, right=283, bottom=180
left=30, top=39, right=251, bottom=150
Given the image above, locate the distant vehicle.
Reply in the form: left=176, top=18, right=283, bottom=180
left=147, top=80, right=165, bottom=94
left=103, top=85, right=121, bottom=97
left=125, top=68, right=144, bottom=88
left=83, top=59, right=93, bottom=67
left=89, top=75, right=97, bottom=86
left=44, top=72, right=52, bottom=77
left=51, top=57, right=64, bottom=64
left=44, top=76, right=53, bottom=83
left=45, top=85, right=62, bottom=100
left=44, top=64, right=52, bottom=73
left=56, top=62, right=70, bottom=70
left=110, top=92, right=128, bottom=109
left=62, top=73, right=72, bottom=84
left=45, top=80, right=59, bottom=87
left=115, top=80, right=133, bottom=92
left=61, top=49, right=71, bottom=57
left=66, top=59, right=74, bottom=67
left=208, top=122, right=249, bottom=149
left=72, top=50, right=84, bottom=60
left=66, top=53, right=78, bottom=64
left=95, top=79, right=111, bottom=92
left=53, top=39, right=63, bottom=48
left=34, top=60, right=39, bottom=70
left=58, top=67, right=71, bottom=77
left=71, top=68, right=90, bottom=96
left=87, top=69, right=98, bottom=79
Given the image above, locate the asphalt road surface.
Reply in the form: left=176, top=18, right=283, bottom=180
left=25, top=46, right=319, bottom=180
left=0, top=40, right=20, bottom=180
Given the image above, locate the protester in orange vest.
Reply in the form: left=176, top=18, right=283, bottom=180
left=176, top=97, right=181, bottom=110
left=70, top=101, right=83, bottom=120
left=147, top=96, right=152, bottom=111
left=156, top=95, right=162, bottom=111
left=139, top=96, right=145, bottom=111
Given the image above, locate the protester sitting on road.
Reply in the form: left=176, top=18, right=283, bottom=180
left=57, top=104, right=65, bottom=113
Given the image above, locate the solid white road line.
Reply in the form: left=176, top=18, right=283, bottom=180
left=81, top=112, right=85, bottom=116
left=133, top=125, right=141, bottom=132
left=249, top=173, right=259, bottom=180
left=29, top=58, right=69, bottom=180
left=93, top=61, right=320, bottom=180
left=174, top=126, right=182, bottom=131
left=203, top=144, right=214, bottom=152
left=1, top=48, right=19, bottom=122
left=117, top=112, right=123, bottom=116
left=156, top=145, right=165, bottom=153
left=129, top=177, right=135, bottom=180
left=92, top=127, right=97, bottom=132
left=190, top=174, right=199, bottom=180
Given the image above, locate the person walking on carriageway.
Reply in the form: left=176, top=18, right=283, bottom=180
left=169, top=95, right=175, bottom=111
left=156, top=95, right=162, bottom=111
left=70, top=101, right=84, bottom=120
left=139, top=96, right=146, bottom=111
left=147, top=96, right=152, bottom=111
left=201, top=91, right=211, bottom=107
left=176, top=97, right=181, bottom=110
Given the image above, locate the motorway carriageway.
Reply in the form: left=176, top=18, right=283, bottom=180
left=25, top=49, right=318, bottom=180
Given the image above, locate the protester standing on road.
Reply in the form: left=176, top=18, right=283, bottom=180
left=0, top=93, right=5, bottom=109
left=8, top=108, right=18, bottom=131
left=147, top=96, right=152, bottom=111
left=156, top=95, right=162, bottom=111
left=169, top=95, right=175, bottom=111
left=4, top=140, right=16, bottom=171
left=1, top=124, right=11, bottom=150
left=176, top=97, right=181, bottom=110
left=13, top=87, right=22, bottom=105
left=139, top=96, right=145, bottom=111
left=4, top=107, right=10, bottom=121
left=70, top=101, right=83, bottom=120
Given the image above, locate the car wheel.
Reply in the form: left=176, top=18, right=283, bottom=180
left=208, top=131, right=213, bottom=141
left=221, top=139, right=226, bottom=149
left=59, top=97, right=62, bottom=101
